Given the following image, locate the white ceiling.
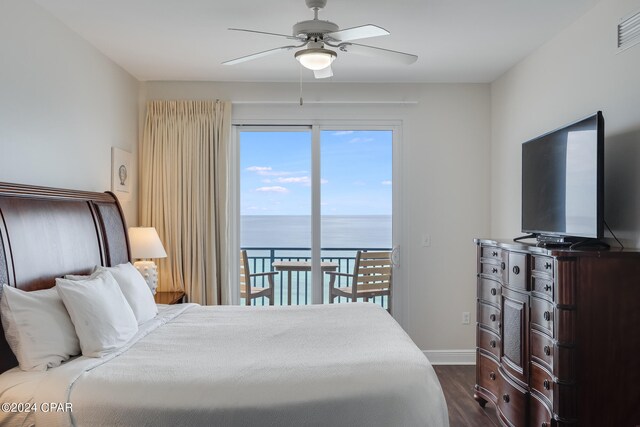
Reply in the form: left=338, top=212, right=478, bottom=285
left=34, top=0, right=600, bottom=83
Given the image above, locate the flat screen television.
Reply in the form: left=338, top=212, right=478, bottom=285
left=521, top=111, right=604, bottom=242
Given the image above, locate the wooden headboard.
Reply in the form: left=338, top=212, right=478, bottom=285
left=0, top=182, right=131, bottom=373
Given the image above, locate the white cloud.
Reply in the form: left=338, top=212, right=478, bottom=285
left=247, top=166, right=306, bottom=177
left=246, top=166, right=272, bottom=172
left=348, top=137, right=374, bottom=144
left=333, top=130, right=354, bottom=136
left=255, top=186, right=289, bottom=193
left=381, top=180, right=392, bottom=185
left=276, top=176, right=310, bottom=184
left=261, top=170, right=296, bottom=177
left=246, top=166, right=287, bottom=177
left=273, top=176, right=328, bottom=186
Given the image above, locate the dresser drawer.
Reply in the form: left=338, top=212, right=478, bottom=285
left=476, top=351, right=500, bottom=400
left=507, top=252, right=528, bottom=291
left=530, top=328, right=554, bottom=371
left=532, top=255, right=554, bottom=278
left=478, top=277, right=501, bottom=306
left=497, top=370, right=528, bottom=427
left=477, top=325, right=501, bottom=360
left=478, top=302, right=501, bottom=333
left=530, top=392, right=553, bottom=427
left=480, top=261, right=502, bottom=279
left=530, top=361, right=554, bottom=406
left=531, top=274, right=553, bottom=300
left=531, top=297, right=554, bottom=336
left=481, top=246, right=502, bottom=261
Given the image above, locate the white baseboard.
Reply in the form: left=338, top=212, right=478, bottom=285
left=423, top=349, right=475, bottom=365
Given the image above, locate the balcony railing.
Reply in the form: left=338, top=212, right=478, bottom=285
left=241, top=247, right=391, bottom=308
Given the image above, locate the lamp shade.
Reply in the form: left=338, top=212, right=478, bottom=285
left=128, top=227, right=167, bottom=259
left=295, top=48, right=336, bottom=71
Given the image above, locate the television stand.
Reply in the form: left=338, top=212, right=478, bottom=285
left=474, top=238, right=640, bottom=426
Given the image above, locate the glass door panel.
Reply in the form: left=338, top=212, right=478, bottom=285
left=319, top=130, right=393, bottom=309
left=240, top=129, right=312, bottom=305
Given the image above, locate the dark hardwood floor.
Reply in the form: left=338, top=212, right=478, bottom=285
left=434, top=365, right=500, bottom=427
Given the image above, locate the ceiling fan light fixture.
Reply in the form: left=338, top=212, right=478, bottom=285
left=295, top=48, right=337, bottom=71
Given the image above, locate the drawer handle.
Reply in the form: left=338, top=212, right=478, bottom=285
left=492, top=251, right=498, bottom=257
left=489, top=372, right=496, bottom=381
left=490, top=340, right=496, bottom=348
left=512, top=265, right=520, bottom=275
left=544, top=284, right=552, bottom=292
left=544, top=345, right=551, bottom=356
left=543, top=311, right=552, bottom=321
left=501, top=261, right=506, bottom=270
left=490, top=288, right=497, bottom=296
left=543, top=379, right=550, bottom=390
left=502, top=394, right=510, bottom=403
left=545, top=262, right=552, bottom=269
left=490, top=314, right=497, bottom=322
left=492, top=267, right=498, bottom=274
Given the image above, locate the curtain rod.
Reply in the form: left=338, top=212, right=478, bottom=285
left=231, top=100, right=418, bottom=105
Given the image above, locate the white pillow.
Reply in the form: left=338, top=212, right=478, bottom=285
left=0, top=284, right=80, bottom=371
left=55, top=271, right=138, bottom=357
left=94, top=263, right=158, bottom=324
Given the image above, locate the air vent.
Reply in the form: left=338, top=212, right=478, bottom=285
left=618, top=9, right=640, bottom=51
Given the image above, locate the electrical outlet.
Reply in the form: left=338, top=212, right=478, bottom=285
left=462, top=312, right=470, bottom=325
left=422, top=234, right=431, bottom=247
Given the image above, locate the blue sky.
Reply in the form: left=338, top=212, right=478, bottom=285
left=240, top=130, right=392, bottom=216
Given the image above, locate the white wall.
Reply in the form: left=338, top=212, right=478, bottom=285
left=0, top=0, right=139, bottom=225
left=491, top=0, right=640, bottom=246
left=142, top=81, right=491, bottom=356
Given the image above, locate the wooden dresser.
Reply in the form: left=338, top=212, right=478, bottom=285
left=474, top=238, right=640, bottom=427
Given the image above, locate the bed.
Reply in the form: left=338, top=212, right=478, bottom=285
left=0, top=182, right=449, bottom=426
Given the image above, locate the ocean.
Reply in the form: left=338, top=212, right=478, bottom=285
left=241, top=215, right=392, bottom=249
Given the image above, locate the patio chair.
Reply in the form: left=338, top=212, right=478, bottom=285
left=240, top=250, right=277, bottom=305
left=326, top=250, right=392, bottom=313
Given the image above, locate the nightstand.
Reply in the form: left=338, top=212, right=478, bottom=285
left=154, top=291, right=185, bottom=305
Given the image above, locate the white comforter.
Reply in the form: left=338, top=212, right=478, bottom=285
left=2, top=303, right=449, bottom=426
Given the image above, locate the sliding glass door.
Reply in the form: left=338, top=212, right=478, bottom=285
left=238, top=125, right=395, bottom=309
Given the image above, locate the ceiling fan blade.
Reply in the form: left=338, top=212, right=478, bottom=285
left=340, top=43, right=418, bottom=65
left=313, top=66, right=333, bottom=79
left=228, top=28, right=304, bottom=41
left=222, top=46, right=297, bottom=65
left=325, top=24, right=389, bottom=42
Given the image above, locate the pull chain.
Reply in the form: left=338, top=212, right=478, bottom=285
left=299, top=65, right=304, bottom=106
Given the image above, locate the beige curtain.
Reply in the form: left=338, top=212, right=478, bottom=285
left=140, top=100, right=231, bottom=305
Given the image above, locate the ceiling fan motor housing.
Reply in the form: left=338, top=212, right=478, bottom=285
left=293, top=20, right=339, bottom=39
left=305, top=0, right=328, bottom=10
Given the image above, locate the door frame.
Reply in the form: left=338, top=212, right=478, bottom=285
left=229, top=120, right=404, bottom=317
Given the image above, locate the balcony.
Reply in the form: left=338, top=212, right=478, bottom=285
left=241, top=247, right=391, bottom=309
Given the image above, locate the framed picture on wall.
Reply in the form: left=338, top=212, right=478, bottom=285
left=111, top=147, right=132, bottom=201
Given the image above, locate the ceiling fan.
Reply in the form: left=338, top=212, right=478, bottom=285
left=222, top=0, right=418, bottom=79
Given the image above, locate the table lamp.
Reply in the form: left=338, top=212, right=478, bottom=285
left=128, top=227, right=167, bottom=294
